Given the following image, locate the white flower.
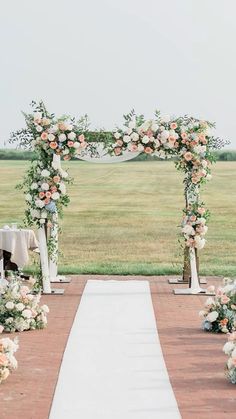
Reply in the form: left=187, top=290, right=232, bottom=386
left=126, top=127, right=133, bottom=135
left=41, top=304, right=50, bottom=313
left=30, top=183, right=38, bottom=190
left=206, top=174, right=212, bottom=181
left=35, top=200, right=45, bottom=208
left=161, top=114, right=171, bottom=123
left=59, top=133, right=67, bottom=142
left=48, top=133, right=55, bottom=142
left=137, top=144, right=144, bottom=152
left=22, top=309, right=32, bottom=319
left=73, top=141, right=80, bottom=149
left=227, top=357, right=234, bottom=369
left=130, top=132, right=139, bottom=142
left=30, top=209, right=41, bottom=218
left=194, top=145, right=206, bottom=154
left=67, top=132, right=76, bottom=140
left=15, top=303, right=25, bottom=312
left=59, top=183, right=66, bottom=194
left=142, top=135, right=150, bottom=144
left=114, top=132, right=121, bottom=140
left=201, top=225, right=208, bottom=236
left=206, top=311, right=219, bottom=322
left=48, top=125, right=58, bottom=134
left=194, top=235, right=206, bottom=250
left=128, top=120, right=136, bottom=129
left=41, top=169, right=50, bottom=178
left=33, top=112, right=42, bottom=121
left=52, top=192, right=60, bottom=200
left=160, top=130, right=169, bottom=143
left=231, top=348, right=236, bottom=358
left=205, top=297, right=215, bottom=307
left=140, top=120, right=151, bottom=131
left=5, top=302, right=14, bottom=310
left=66, top=124, right=73, bottom=131
left=182, top=224, right=195, bottom=236
left=151, top=123, right=159, bottom=132
left=59, top=170, right=69, bottom=179
left=123, top=135, right=131, bottom=143
left=202, top=160, right=208, bottom=168
left=36, top=125, right=43, bottom=133
left=39, top=218, right=45, bottom=224
left=223, top=341, right=235, bottom=355
left=8, top=354, right=18, bottom=369
left=199, top=310, right=206, bottom=317
left=63, top=149, right=69, bottom=155
left=41, top=182, right=49, bottom=191
left=25, top=193, right=32, bottom=202
left=154, top=139, right=161, bottom=148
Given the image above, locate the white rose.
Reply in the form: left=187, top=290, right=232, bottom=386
left=206, top=174, right=212, bottom=181
left=140, top=120, right=151, bottom=131
left=128, top=120, right=136, bottom=129
left=201, top=225, right=208, bottom=235
left=25, top=193, right=32, bottom=202
left=227, top=357, right=234, bottom=369
left=30, top=209, right=40, bottom=218
left=41, top=304, right=50, bottom=313
left=41, top=169, right=50, bottom=178
left=206, top=311, right=218, bottom=322
left=40, top=211, right=47, bottom=218
left=160, top=130, right=169, bottom=143
left=22, top=309, right=32, bottom=319
left=137, top=144, right=144, bottom=152
left=114, top=132, right=121, bottom=139
left=142, top=135, right=150, bottom=144
left=151, top=123, right=159, bottom=132
left=231, top=348, right=236, bottom=358
left=35, top=200, right=45, bottom=208
left=48, top=133, right=55, bottom=142
left=205, top=297, right=215, bottom=307
left=154, top=139, right=160, bottom=148
left=223, top=341, right=235, bottom=355
left=59, top=183, right=66, bottom=194
left=68, top=132, right=76, bottom=140
left=41, top=182, right=49, bottom=191
left=52, top=192, right=60, bottom=200
left=5, top=302, right=14, bottom=310
left=34, top=112, right=42, bottom=121
left=161, top=114, right=171, bottom=123
left=131, top=132, right=139, bottom=142
left=59, top=133, right=67, bottom=142
left=59, top=170, right=69, bottom=179
left=126, top=127, right=133, bottom=135
left=48, top=125, right=58, bottom=134
left=123, top=135, right=131, bottom=143
left=66, top=124, right=73, bottom=131
left=39, top=218, right=45, bottom=224
left=63, top=149, right=69, bottom=155
left=30, top=183, right=38, bottom=190
left=36, top=125, right=43, bottom=133
left=194, top=235, right=206, bottom=250
left=15, top=303, right=25, bottom=311
left=182, top=224, right=195, bottom=236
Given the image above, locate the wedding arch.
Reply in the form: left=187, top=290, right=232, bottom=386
left=10, top=101, right=225, bottom=295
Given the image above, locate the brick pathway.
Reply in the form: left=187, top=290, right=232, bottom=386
left=0, top=276, right=235, bottom=419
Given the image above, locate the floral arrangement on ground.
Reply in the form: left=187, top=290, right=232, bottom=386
left=0, top=279, right=49, bottom=333
left=200, top=279, right=236, bottom=333
left=0, top=337, right=18, bottom=383
left=223, top=331, right=236, bottom=384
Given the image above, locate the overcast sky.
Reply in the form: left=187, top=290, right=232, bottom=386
left=1, top=0, right=235, bottom=148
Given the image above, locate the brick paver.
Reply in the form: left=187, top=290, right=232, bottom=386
left=0, top=276, right=235, bottom=419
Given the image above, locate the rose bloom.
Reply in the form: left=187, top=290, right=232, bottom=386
left=53, top=176, right=60, bottom=183
left=170, top=122, right=177, bottom=130
left=44, top=198, right=50, bottom=205
left=63, top=155, right=71, bottom=160
left=114, top=147, right=121, bottom=156
left=39, top=191, right=45, bottom=199
left=67, top=141, right=74, bottom=147
left=0, top=354, right=8, bottom=367
left=130, top=143, right=138, bottom=151
left=184, top=152, right=193, bottom=161
left=146, top=129, right=153, bottom=138
left=190, top=215, right=197, bottom=222
left=45, top=191, right=52, bottom=198
left=51, top=186, right=57, bottom=193
left=41, top=132, right=48, bottom=141
left=116, top=139, right=123, bottom=147
left=186, top=238, right=195, bottom=247
left=144, top=147, right=153, bottom=154
left=181, top=132, right=188, bottom=140
left=221, top=295, right=230, bottom=304
left=50, top=142, right=58, bottom=149
left=58, top=122, right=67, bottom=131
left=220, top=318, right=229, bottom=326
left=78, top=134, right=85, bottom=142
left=197, top=207, right=206, bottom=215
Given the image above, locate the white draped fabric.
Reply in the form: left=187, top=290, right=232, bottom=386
left=49, top=280, right=181, bottom=419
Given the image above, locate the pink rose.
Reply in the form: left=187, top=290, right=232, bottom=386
left=114, top=147, right=121, bottom=156
left=184, top=152, right=193, bottom=162
left=78, top=134, right=85, bottom=142
left=170, top=122, right=177, bottom=130
left=41, top=132, right=48, bottom=141
left=144, top=147, right=152, bottom=154
left=197, top=207, right=206, bottom=215
left=221, top=295, right=230, bottom=304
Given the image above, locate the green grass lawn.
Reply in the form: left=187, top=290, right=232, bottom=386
left=0, top=160, right=235, bottom=276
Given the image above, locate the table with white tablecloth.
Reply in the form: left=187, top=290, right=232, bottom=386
left=0, top=228, right=38, bottom=278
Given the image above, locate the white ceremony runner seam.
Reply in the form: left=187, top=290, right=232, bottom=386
left=49, top=280, right=181, bottom=419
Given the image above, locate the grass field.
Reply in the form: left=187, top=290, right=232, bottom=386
left=0, top=160, right=236, bottom=276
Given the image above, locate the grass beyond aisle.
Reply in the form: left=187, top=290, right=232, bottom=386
left=0, top=160, right=235, bottom=276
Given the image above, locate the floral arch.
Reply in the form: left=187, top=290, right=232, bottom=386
left=10, top=101, right=225, bottom=295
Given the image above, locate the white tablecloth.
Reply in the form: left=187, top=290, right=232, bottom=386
left=0, top=229, right=38, bottom=268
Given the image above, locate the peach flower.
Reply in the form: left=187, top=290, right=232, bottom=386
left=116, top=139, right=123, bottom=146
left=53, top=176, right=60, bottom=183
left=67, top=141, right=74, bottom=147
left=181, top=132, right=188, bottom=140
left=51, top=186, right=57, bottom=193
left=63, top=155, right=71, bottom=160
left=45, top=191, right=52, bottom=198
left=49, top=142, right=58, bottom=149
left=221, top=295, right=230, bottom=304
left=39, top=191, right=45, bottom=199
left=144, top=147, right=152, bottom=154
left=114, top=147, right=121, bottom=156
left=58, top=122, right=67, bottom=131
left=146, top=129, right=153, bottom=138
left=197, top=207, right=206, bottom=215
left=78, top=134, right=85, bottom=142
left=190, top=215, right=197, bottom=222
left=220, top=318, right=229, bottom=326
left=170, top=122, right=177, bottom=130
left=0, top=354, right=8, bottom=366
left=130, top=144, right=138, bottom=151
left=184, top=152, right=193, bottom=161
left=41, top=132, right=48, bottom=141
left=44, top=198, right=50, bottom=205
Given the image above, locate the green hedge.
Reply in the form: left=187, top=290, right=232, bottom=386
left=0, top=148, right=236, bottom=161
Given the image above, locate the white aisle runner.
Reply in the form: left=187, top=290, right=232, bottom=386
left=49, top=280, right=181, bottom=419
